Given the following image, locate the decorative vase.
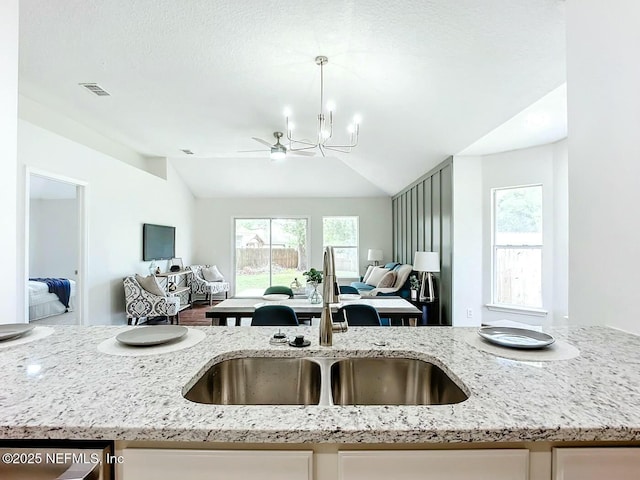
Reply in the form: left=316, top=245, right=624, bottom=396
left=410, top=289, right=418, bottom=301
left=308, top=281, right=322, bottom=304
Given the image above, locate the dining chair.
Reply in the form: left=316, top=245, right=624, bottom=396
left=251, top=305, right=299, bottom=326
left=336, top=304, right=382, bottom=326
left=263, top=286, right=294, bottom=298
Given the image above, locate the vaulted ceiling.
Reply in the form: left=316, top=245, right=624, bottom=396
left=18, top=0, right=566, bottom=197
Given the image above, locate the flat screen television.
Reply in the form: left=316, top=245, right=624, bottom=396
left=143, top=223, right=176, bottom=261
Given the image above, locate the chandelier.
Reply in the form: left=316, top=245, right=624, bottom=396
left=284, top=56, right=361, bottom=157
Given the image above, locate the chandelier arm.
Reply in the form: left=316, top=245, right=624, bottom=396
left=323, top=147, right=353, bottom=154
left=287, top=144, right=319, bottom=152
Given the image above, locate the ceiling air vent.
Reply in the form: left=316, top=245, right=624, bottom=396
left=79, top=83, right=111, bottom=96
left=181, top=149, right=194, bottom=155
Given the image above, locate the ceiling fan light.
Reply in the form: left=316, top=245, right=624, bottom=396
left=270, top=145, right=287, bottom=161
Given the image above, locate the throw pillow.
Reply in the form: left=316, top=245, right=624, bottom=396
left=377, top=270, right=397, bottom=288
left=365, top=267, right=389, bottom=287
left=362, top=265, right=375, bottom=283
left=202, top=265, right=224, bottom=282
left=135, top=274, right=166, bottom=297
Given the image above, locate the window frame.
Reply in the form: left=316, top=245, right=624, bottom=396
left=321, top=216, right=360, bottom=278
left=491, top=184, right=543, bottom=309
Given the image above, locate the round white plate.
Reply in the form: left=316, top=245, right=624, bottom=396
left=339, top=294, right=361, bottom=301
left=0, top=324, right=36, bottom=342
left=478, top=326, right=555, bottom=349
left=262, top=294, right=290, bottom=301
left=116, top=325, right=188, bottom=347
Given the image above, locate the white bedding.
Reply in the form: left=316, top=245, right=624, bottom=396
left=28, top=280, right=76, bottom=321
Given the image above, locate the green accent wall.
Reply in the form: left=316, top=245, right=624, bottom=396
left=392, top=157, right=453, bottom=325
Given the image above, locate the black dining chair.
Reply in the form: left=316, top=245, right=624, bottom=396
left=251, top=305, right=299, bottom=326
left=339, top=285, right=360, bottom=295
left=263, top=286, right=294, bottom=298
left=336, top=304, right=382, bottom=326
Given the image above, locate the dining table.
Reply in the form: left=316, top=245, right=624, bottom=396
left=205, top=296, right=422, bottom=326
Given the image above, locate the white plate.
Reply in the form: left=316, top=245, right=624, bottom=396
left=478, top=326, right=555, bottom=350
left=339, top=294, right=361, bottom=301
left=116, top=326, right=188, bottom=347
left=0, top=324, right=35, bottom=342
left=262, top=294, right=290, bottom=301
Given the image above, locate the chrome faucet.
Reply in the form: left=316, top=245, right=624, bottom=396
left=319, top=246, right=340, bottom=346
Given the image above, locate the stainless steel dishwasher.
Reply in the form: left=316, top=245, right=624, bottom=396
left=0, top=441, right=113, bottom=479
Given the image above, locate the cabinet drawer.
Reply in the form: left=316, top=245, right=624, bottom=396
left=338, top=449, right=529, bottom=480
left=553, top=447, right=640, bottom=480
left=121, top=448, right=313, bottom=480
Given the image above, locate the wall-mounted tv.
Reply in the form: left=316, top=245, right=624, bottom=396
left=143, top=223, right=176, bottom=261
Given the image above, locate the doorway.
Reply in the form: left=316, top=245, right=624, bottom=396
left=25, top=169, right=88, bottom=325
left=234, top=217, right=309, bottom=297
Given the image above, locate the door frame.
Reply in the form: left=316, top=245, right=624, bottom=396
left=24, top=167, right=89, bottom=325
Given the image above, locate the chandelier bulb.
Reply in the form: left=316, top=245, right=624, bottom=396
left=347, top=124, right=355, bottom=134
left=353, top=114, right=362, bottom=125
left=283, top=107, right=292, bottom=118
left=326, top=101, right=336, bottom=112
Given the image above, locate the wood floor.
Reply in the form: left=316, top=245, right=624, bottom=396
left=143, top=301, right=221, bottom=327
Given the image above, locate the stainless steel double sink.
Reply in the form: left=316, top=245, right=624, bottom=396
left=184, top=357, right=468, bottom=406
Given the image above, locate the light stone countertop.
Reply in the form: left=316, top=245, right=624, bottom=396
left=0, top=325, right=639, bottom=444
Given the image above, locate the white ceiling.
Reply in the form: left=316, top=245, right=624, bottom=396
left=18, top=0, right=566, bottom=198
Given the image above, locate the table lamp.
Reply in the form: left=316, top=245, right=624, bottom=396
left=413, top=251, right=440, bottom=302
left=367, top=249, right=383, bottom=266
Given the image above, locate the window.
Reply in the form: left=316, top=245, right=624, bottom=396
left=234, top=217, right=309, bottom=296
left=322, top=216, right=359, bottom=278
left=492, top=185, right=543, bottom=308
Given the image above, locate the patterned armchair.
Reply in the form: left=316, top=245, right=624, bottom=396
left=188, top=265, right=230, bottom=305
left=123, top=276, right=180, bottom=325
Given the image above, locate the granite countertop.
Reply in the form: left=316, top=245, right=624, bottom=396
left=0, top=324, right=639, bottom=444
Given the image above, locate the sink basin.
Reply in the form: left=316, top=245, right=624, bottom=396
left=184, top=356, right=467, bottom=406
left=184, top=357, right=322, bottom=405
left=330, top=357, right=468, bottom=405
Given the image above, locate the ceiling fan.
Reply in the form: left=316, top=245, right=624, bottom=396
left=239, top=132, right=316, bottom=160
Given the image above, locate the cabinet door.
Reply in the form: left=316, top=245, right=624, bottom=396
left=121, top=448, right=313, bottom=480
left=553, top=447, right=640, bottom=480
left=338, top=449, right=529, bottom=480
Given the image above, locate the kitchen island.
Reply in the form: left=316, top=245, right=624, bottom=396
left=0, top=325, right=639, bottom=479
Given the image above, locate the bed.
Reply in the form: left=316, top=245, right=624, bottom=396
left=28, top=279, right=76, bottom=321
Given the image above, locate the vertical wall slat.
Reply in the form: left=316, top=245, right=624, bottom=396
left=423, top=179, right=432, bottom=252
left=416, top=182, right=424, bottom=253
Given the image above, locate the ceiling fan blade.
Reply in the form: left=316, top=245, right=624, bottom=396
left=252, top=137, right=273, bottom=148
left=289, top=150, right=316, bottom=156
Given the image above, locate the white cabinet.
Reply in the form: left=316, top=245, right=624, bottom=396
left=338, top=449, right=529, bottom=480
left=553, top=447, right=640, bottom=480
left=121, top=448, right=313, bottom=480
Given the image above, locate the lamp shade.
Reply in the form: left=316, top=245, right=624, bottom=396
left=413, top=251, right=440, bottom=272
left=367, top=249, right=383, bottom=262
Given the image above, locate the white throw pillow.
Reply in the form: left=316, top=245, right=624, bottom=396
left=377, top=270, right=397, bottom=288
left=135, top=274, right=166, bottom=297
left=365, top=267, right=389, bottom=287
left=202, top=265, right=224, bottom=282
left=362, top=265, right=375, bottom=283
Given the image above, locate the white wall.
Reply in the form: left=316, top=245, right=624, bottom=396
left=567, top=0, right=640, bottom=335
left=0, top=1, right=19, bottom=323
left=29, top=199, right=78, bottom=280
left=193, top=197, right=392, bottom=294
left=17, top=118, right=195, bottom=325
left=452, top=155, right=484, bottom=327
left=452, top=140, right=569, bottom=326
